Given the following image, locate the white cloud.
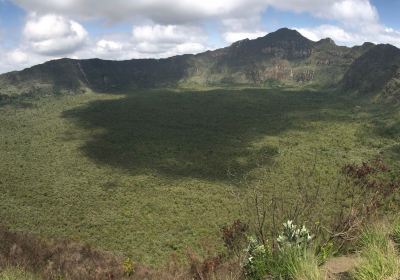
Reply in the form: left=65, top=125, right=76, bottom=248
left=223, top=31, right=266, bottom=44
left=72, top=24, right=210, bottom=62
left=174, top=42, right=206, bottom=54
left=132, top=24, right=205, bottom=44
left=23, top=14, right=88, bottom=56
left=13, top=0, right=267, bottom=24
left=297, top=23, right=400, bottom=47
left=330, top=0, right=378, bottom=25
left=0, top=47, right=44, bottom=73
left=13, top=0, right=379, bottom=26
left=266, top=0, right=378, bottom=26
left=131, top=24, right=208, bottom=57
left=12, top=0, right=400, bottom=48
left=296, top=25, right=354, bottom=44
left=220, top=17, right=267, bottom=44
left=7, top=49, right=29, bottom=64
left=95, top=39, right=123, bottom=55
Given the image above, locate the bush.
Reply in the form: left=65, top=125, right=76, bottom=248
left=316, top=241, right=335, bottom=265
left=122, top=257, right=135, bottom=276
left=277, top=220, right=313, bottom=250
left=221, top=220, right=249, bottom=257
left=243, top=221, right=322, bottom=280
left=243, top=237, right=269, bottom=280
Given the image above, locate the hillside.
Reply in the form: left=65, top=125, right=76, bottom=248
left=2, top=28, right=397, bottom=99
left=342, top=44, right=400, bottom=98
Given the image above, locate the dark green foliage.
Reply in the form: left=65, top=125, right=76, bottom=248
left=1, top=87, right=400, bottom=265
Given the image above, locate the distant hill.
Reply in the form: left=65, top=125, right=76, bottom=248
left=0, top=28, right=399, bottom=98
left=342, top=44, right=400, bottom=99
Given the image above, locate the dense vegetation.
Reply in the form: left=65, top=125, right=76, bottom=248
left=1, top=87, right=400, bottom=266
left=1, top=28, right=400, bottom=279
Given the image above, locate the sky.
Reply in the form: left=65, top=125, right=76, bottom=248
left=0, top=0, right=400, bottom=74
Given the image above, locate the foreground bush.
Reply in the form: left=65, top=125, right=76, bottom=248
left=243, top=221, right=322, bottom=280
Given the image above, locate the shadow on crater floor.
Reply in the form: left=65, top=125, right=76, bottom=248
left=62, top=88, right=351, bottom=182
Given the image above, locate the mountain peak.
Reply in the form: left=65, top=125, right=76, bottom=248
left=264, top=28, right=310, bottom=42
left=316, top=38, right=336, bottom=45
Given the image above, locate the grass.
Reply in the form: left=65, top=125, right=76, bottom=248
left=0, top=267, right=39, bottom=280
left=287, top=252, right=322, bottom=280
left=271, top=249, right=322, bottom=280
left=0, top=88, right=399, bottom=265
left=393, top=223, right=400, bottom=247
left=352, top=224, right=400, bottom=280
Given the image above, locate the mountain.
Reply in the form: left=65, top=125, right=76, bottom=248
left=0, top=28, right=398, bottom=99
left=342, top=44, right=400, bottom=98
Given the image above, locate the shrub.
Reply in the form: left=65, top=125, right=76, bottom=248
left=243, top=221, right=322, bottom=280
left=277, top=220, right=313, bottom=250
left=243, top=237, right=269, bottom=280
left=122, top=257, right=135, bottom=276
left=316, top=241, right=335, bottom=265
left=221, top=220, right=249, bottom=257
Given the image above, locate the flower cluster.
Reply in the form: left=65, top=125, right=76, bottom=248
left=277, top=220, right=313, bottom=250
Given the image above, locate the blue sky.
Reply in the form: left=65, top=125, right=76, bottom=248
left=0, top=0, right=400, bottom=73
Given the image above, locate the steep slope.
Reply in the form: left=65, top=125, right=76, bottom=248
left=342, top=44, right=400, bottom=98
left=0, top=55, right=190, bottom=98
left=183, top=28, right=371, bottom=87
left=0, top=28, right=384, bottom=98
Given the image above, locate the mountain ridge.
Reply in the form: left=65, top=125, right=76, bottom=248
left=0, top=28, right=399, bottom=99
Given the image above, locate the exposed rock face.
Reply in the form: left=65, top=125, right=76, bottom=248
left=1, top=28, right=399, bottom=98
left=295, top=70, right=315, bottom=83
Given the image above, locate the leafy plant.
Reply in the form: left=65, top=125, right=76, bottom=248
left=122, top=257, right=135, bottom=277
left=243, top=237, right=269, bottom=280
left=316, top=241, right=335, bottom=265
left=277, top=220, right=313, bottom=250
